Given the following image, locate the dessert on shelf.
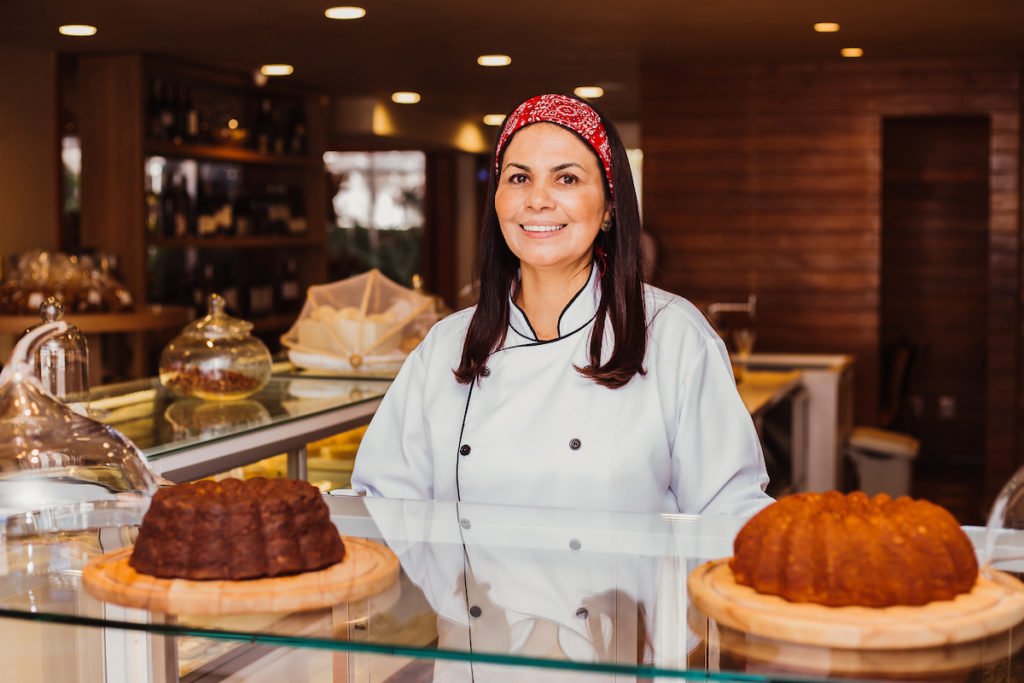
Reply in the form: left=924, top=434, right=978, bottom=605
left=129, top=477, right=345, bottom=581
left=729, top=490, right=978, bottom=607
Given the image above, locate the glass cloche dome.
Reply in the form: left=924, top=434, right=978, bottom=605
left=984, top=466, right=1024, bottom=577
left=159, top=294, right=272, bottom=401
left=0, top=321, right=158, bottom=522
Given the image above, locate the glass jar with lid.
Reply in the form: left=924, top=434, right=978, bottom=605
left=159, top=294, right=272, bottom=401
left=25, top=296, right=89, bottom=403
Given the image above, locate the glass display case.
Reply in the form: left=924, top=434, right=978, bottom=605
left=88, top=373, right=389, bottom=482
left=0, top=495, right=1021, bottom=682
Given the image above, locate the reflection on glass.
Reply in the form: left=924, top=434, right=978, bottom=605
left=163, top=399, right=271, bottom=439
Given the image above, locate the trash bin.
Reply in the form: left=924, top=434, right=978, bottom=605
left=845, top=427, right=920, bottom=497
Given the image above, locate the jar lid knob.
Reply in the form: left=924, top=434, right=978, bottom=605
left=40, top=296, right=64, bottom=323
left=207, top=293, right=225, bottom=316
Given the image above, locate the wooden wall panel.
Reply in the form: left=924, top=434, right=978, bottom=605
left=881, top=117, right=990, bottom=469
left=640, top=59, right=1019, bottom=497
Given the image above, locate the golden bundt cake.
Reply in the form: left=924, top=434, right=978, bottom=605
left=729, top=491, right=978, bottom=607
left=130, top=478, right=345, bottom=580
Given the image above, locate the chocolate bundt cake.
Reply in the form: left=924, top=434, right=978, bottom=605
left=130, top=478, right=345, bottom=580
left=729, top=491, right=978, bottom=607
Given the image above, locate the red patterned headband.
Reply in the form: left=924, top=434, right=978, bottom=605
left=495, top=94, right=614, bottom=197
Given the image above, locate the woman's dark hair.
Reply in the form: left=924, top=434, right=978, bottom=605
left=454, top=94, right=647, bottom=389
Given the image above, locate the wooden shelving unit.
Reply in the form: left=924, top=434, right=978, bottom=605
left=76, top=53, right=329, bottom=372
left=147, top=235, right=323, bottom=250
left=144, top=140, right=322, bottom=168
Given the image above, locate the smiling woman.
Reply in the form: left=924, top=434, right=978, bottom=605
left=351, top=92, right=771, bottom=517
left=495, top=123, right=611, bottom=337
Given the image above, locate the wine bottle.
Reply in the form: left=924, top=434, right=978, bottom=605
left=220, top=261, right=240, bottom=314
left=160, top=168, right=176, bottom=237
left=271, top=104, right=286, bottom=156
left=159, top=81, right=176, bottom=142
left=169, top=171, right=193, bottom=238
left=289, top=103, right=307, bottom=155
left=255, top=98, right=272, bottom=155
left=247, top=270, right=274, bottom=318
left=147, top=78, right=164, bottom=140
left=145, top=186, right=160, bottom=235
left=172, top=84, right=186, bottom=145
left=184, top=87, right=200, bottom=143
left=196, top=178, right=218, bottom=238
left=233, top=188, right=252, bottom=236
left=193, top=261, right=214, bottom=311
left=266, top=183, right=290, bottom=234
left=278, top=257, right=302, bottom=313
left=286, top=185, right=307, bottom=234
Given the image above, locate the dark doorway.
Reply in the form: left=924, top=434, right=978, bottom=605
left=881, top=116, right=989, bottom=518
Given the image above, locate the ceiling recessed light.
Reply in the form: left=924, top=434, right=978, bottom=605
left=482, top=114, right=506, bottom=126
left=391, top=91, right=421, bottom=104
left=58, top=24, right=97, bottom=37
left=841, top=47, right=864, bottom=58
left=477, top=54, right=512, bottom=67
left=813, top=22, right=840, bottom=33
left=260, top=64, right=294, bottom=76
left=574, top=86, right=604, bottom=99
left=325, top=6, right=366, bottom=20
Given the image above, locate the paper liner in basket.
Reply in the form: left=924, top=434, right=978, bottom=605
left=281, top=269, right=439, bottom=371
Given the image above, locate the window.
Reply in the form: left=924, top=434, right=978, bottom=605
left=323, top=150, right=426, bottom=286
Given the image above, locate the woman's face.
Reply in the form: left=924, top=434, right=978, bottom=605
left=495, top=123, right=611, bottom=274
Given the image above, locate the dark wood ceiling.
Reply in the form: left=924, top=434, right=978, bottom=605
left=2, top=0, right=1023, bottom=121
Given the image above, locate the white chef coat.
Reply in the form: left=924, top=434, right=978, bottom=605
left=352, top=265, right=771, bottom=516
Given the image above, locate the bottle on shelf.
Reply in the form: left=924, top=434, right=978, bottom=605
left=184, top=87, right=200, bottom=144
left=173, top=84, right=188, bottom=145
left=265, top=183, right=290, bottom=235
left=145, top=182, right=161, bottom=236
left=193, top=261, right=215, bottom=312
left=246, top=270, right=275, bottom=318
left=162, top=81, right=181, bottom=143
left=255, top=98, right=272, bottom=155
left=147, top=78, right=165, bottom=140
left=287, top=185, right=308, bottom=234
left=220, top=261, right=241, bottom=315
left=290, top=116, right=307, bottom=156
left=167, top=170, right=193, bottom=238
left=195, top=178, right=218, bottom=238
left=271, top=104, right=287, bottom=156
left=160, top=81, right=177, bottom=142
left=233, top=188, right=253, bottom=236
left=277, top=257, right=303, bottom=313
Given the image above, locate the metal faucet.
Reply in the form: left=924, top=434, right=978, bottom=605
left=706, top=294, right=757, bottom=324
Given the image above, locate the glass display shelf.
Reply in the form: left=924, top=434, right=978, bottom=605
left=1, top=496, right=1020, bottom=682
left=86, top=375, right=390, bottom=482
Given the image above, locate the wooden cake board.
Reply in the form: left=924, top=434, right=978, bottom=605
left=83, top=536, right=399, bottom=615
left=688, top=558, right=1024, bottom=651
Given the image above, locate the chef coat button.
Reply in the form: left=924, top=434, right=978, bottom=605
left=575, top=607, right=589, bottom=620
left=469, top=605, right=482, bottom=618
left=481, top=366, right=491, bottom=377
left=460, top=518, right=471, bottom=530
left=569, top=538, right=581, bottom=551
left=569, top=438, right=581, bottom=451
left=459, top=444, right=471, bottom=456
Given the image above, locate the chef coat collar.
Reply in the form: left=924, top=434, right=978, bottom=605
left=507, top=263, right=599, bottom=342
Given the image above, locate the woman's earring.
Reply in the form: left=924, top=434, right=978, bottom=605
left=600, top=219, right=612, bottom=232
